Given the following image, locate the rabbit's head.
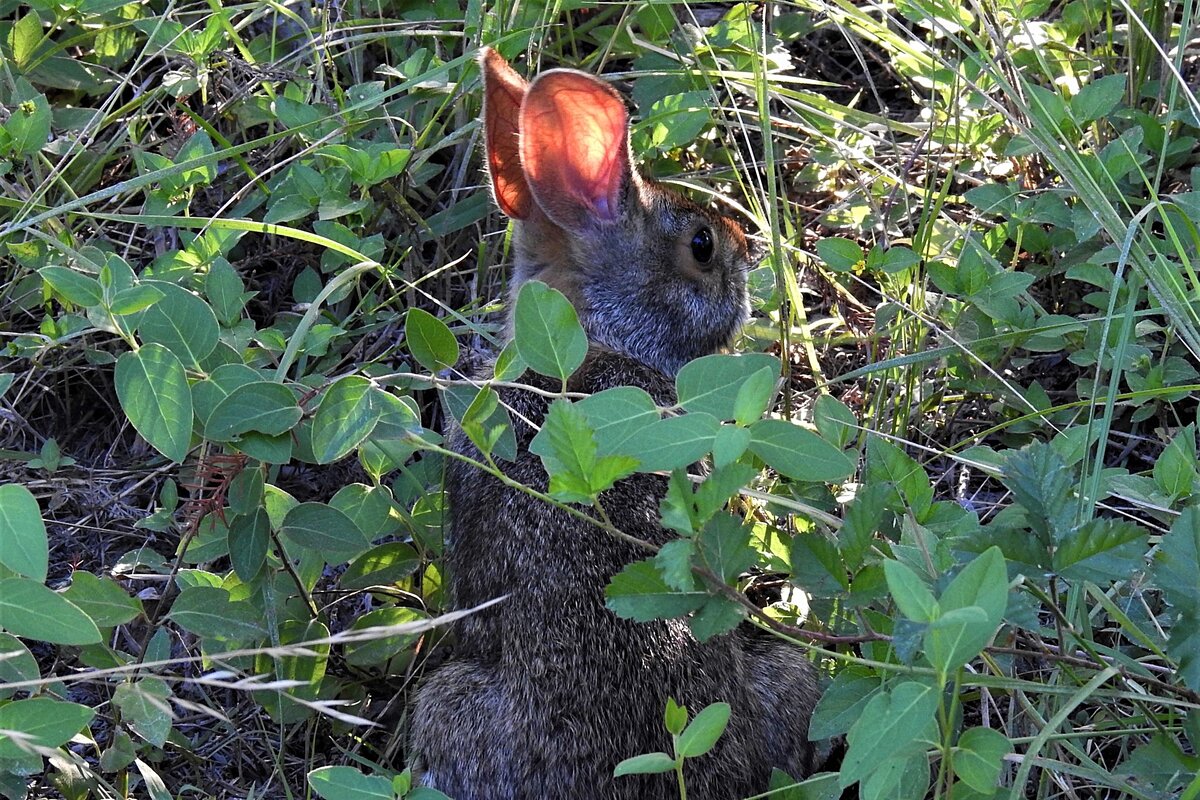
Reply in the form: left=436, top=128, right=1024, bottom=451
left=480, top=48, right=750, bottom=377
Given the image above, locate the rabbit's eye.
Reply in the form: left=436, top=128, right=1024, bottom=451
left=690, top=227, right=714, bottom=265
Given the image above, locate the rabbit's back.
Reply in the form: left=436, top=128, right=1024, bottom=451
left=411, top=349, right=817, bottom=799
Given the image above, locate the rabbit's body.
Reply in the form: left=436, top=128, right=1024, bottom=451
left=409, top=49, right=818, bottom=799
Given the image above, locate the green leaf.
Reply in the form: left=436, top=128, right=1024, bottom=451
left=577, top=386, right=661, bottom=457
left=115, top=344, right=193, bottom=463
left=228, top=508, right=270, bottom=582
left=493, top=340, right=527, bottom=381
left=696, top=514, right=755, bottom=583
left=613, top=752, right=676, bottom=777
left=841, top=681, right=939, bottom=787
left=939, top=547, right=1008, bottom=624
left=311, top=376, right=383, bottom=464
left=167, top=586, right=267, bottom=642
left=192, top=363, right=260, bottom=426
left=39, top=266, right=103, bottom=307
left=113, top=678, right=172, bottom=747
left=531, top=400, right=637, bottom=502
left=108, top=284, right=165, bottom=316
left=9, top=12, right=42, bottom=69
left=924, top=605, right=991, bottom=675
left=625, top=413, right=720, bottom=473
left=281, top=502, right=370, bottom=560
left=135, top=281, right=220, bottom=367
left=204, top=258, right=249, bottom=325
left=405, top=308, right=460, bottom=373
left=816, top=237, right=863, bottom=272
left=677, top=702, right=732, bottom=758
left=6, top=79, right=50, bottom=157
left=340, top=542, right=420, bottom=591
left=343, top=607, right=428, bottom=667
left=883, top=559, right=938, bottom=623
left=61, top=572, right=141, bottom=627
left=206, top=381, right=302, bottom=440
left=954, top=726, right=1009, bottom=794
left=731, top=366, right=777, bottom=426
left=0, top=698, right=95, bottom=759
left=664, top=697, right=688, bottom=735
left=606, top=559, right=707, bottom=621
left=308, top=766, right=395, bottom=800
left=1071, top=73, right=1126, bottom=123
left=0, top=484, right=48, bottom=582
left=655, top=539, right=696, bottom=592
left=749, top=419, right=855, bottom=482
left=1053, top=518, right=1147, bottom=583
left=676, top=354, right=780, bottom=420
left=0, top=634, right=38, bottom=700
left=513, top=280, right=588, bottom=381
left=1153, top=424, right=1197, bottom=498
left=809, top=669, right=879, bottom=740
left=813, top=394, right=858, bottom=449
left=0, top=577, right=102, bottom=645
left=711, top=425, right=751, bottom=468
left=687, top=596, right=744, bottom=642
left=1151, top=507, right=1200, bottom=690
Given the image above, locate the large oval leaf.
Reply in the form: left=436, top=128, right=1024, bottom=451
left=0, top=577, right=102, bottom=645
left=114, top=344, right=193, bottom=463
left=0, top=484, right=47, bottom=581
left=206, top=381, right=302, bottom=440
left=405, top=307, right=459, bottom=373
left=748, top=419, right=855, bottom=482
left=135, top=281, right=220, bottom=367
left=625, top=413, right=720, bottom=473
left=675, top=353, right=780, bottom=420
left=280, top=502, right=371, bottom=560
left=513, top=280, right=587, bottom=381
left=311, top=376, right=382, bottom=464
left=0, top=697, right=95, bottom=759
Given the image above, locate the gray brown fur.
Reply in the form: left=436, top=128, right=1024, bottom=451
left=408, top=49, right=819, bottom=799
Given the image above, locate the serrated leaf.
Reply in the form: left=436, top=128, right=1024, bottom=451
left=1002, top=442, right=1074, bottom=543
left=613, top=752, right=676, bottom=777
left=655, top=539, right=696, bottom=591
left=0, top=698, right=95, bottom=759
left=749, top=419, right=855, bottom=482
left=883, top=559, right=938, bottom=623
left=696, top=514, right=755, bottom=583
left=677, top=702, right=732, bottom=758
left=513, top=281, right=587, bottom=381
left=1053, top=518, right=1147, bottom=583
left=1152, top=507, right=1200, bottom=690
left=39, top=266, right=102, bottom=307
left=206, top=381, right=302, bottom=440
left=311, top=376, right=383, bottom=463
left=405, top=308, right=460, bottom=373
left=0, top=577, right=101, bottom=645
left=606, top=559, right=707, bottom=621
left=0, top=484, right=48, bottom=582
left=115, top=344, right=193, bottom=463
left=687, top=597, right=744, bottom=642
left=676, top=354, right=780, bottom=420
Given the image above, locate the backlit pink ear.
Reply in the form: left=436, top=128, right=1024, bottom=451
left=519, top=69, right=630, bottom=230
left=480, top=47, right=532, bottom=219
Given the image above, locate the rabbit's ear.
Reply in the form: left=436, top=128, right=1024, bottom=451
left=481, top=47, right=533, bottom=219
left=520, top=70, right=630, bottom=231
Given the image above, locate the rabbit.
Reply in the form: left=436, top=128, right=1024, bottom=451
left=407, top=47, right=819, bottom=800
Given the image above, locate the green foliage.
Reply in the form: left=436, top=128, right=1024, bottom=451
left=0, top=0, right=1197, bottom=796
